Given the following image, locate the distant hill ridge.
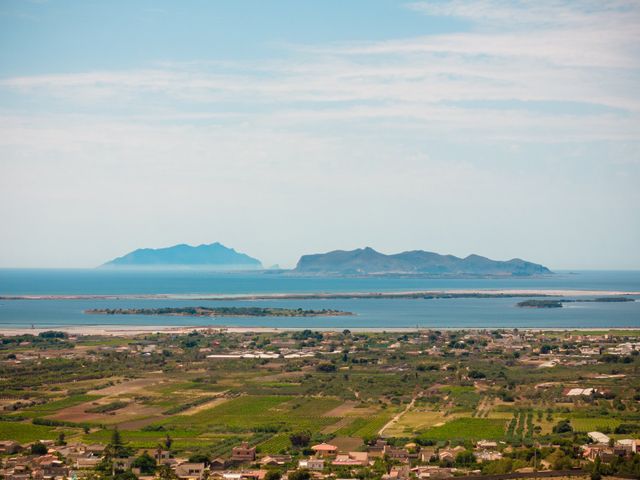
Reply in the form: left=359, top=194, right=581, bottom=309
left=294, top=247, right=551, bottom=276
left=101, top=242, right=262, bottom=270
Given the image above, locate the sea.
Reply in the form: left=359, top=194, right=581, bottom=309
left=0, top=269, right=639, bottom=330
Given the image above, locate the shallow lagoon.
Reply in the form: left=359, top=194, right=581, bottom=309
left=0, top=269, right=639, bottom=329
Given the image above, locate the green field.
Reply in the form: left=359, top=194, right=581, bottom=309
left=157, top=395, right=340, bottom=434
left=335, top=411, right=393, bottom=438
left=570, top=417, right=622, bottom=432
left=257, top=432, right=291, bottom=454
left=20, top=394, right=103, bottom=418
left=84, top=428, right=237, bottom=449
left=0, top=420, right=72, bottom=442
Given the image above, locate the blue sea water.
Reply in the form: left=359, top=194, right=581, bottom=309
left=0, top=269, right=639, bottom=329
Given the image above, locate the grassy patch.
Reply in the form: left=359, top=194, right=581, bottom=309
left=158, top=396, right=339, bottom=434
left=570, top=417, right=621, bottom=432
left=258, top=433, right=291, bottom=454
left=21, top=395, right=102, bottom=418
left=0, top=420, right=72, bottom=442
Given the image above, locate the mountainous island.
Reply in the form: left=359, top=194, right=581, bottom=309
left=101, top=242, right=262, bottom=270
left=101, top=243, right=550, bottom=277
left=294, top=247, right=551, bottom=276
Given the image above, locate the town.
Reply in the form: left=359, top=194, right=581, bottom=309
left=1, top=328, right=639, bottom=480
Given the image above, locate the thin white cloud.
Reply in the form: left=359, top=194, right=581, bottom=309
left=0, top=0, right=639, bottom=267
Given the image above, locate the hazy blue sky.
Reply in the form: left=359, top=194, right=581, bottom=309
left=1, top=0, right=639, bottom=269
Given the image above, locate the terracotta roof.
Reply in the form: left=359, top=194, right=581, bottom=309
left=311, top=443, right=338, bottom=451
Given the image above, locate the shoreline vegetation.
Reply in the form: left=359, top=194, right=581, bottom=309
left=85, top=306, right=354, bottom=317
left=2, top=325, right=640, bottom=337
left=517, top=297, right=635, bottom=308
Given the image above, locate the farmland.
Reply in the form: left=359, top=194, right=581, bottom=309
left=0, top=327, right=638, bottom=478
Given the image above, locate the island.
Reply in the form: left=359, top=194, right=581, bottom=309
left=517, top=297, right=635, bottom=308
left=85, top=306, right=353, bottom=317
left=294, top=247, right=551, bottom=276
left=517, top=299, right=564, bottom=308
left=100, top=242, right=262, bottom=270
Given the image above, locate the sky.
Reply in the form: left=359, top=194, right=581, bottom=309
left=0, top=0, right=639, bottom=270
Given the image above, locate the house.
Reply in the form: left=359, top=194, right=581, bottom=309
left=311, top=443, right=338, bottom=458
left=332, top=452, right=369, bottom=466
left=476, top=440, right=497, bottom=450
left=31, top=455, right=69, bottom=480
left=382, top=466, right=411, bottom=480
left=437, top=446, right=465, bottom=463
left=231, top=442, right=256, bottom=463
left=113, top=457, right=136, bottom=472
left=298, top=458, right=325, bottom=471
left=420, top=448, right=436, bottom=463
left=155, top=449, right=172, bottom=464
left=473, top=450, right=503, bottom=463
left=368, top=440, right=388, bottom=457
left=75, top=456, right=102, bottom=469
left=582, top=444, right=627, bottom=463
left=411, top=466, right=454, bottom=479
left=210, top=458, right=226, bottom=470
left=617, top=439, right=640, bottom=454
left=588, top=431, right=611, bottom=444
left=383, top=445, right=410, bottom=462
left=222, top=471, right=267, bottom=480
left=579, top=347, right=600, bottom=355
left=0, top=441, right=22, bottom=454
left=81, top=444, right=104, bottom=454
left=175, top=462, right=206, bottom=480
left=260, top=455, right=291, bottom=466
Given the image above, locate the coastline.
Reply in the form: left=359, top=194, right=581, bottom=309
left=1, top=324, right=639, bottom=337
left=1, top=288, right=639, bottom=301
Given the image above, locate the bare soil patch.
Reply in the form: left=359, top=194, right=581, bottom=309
left=331, top=436, right=363, bottom=452
left=179, top=396, right=228, bottom=415
left=50, top=401, right=163, bottom=425
left=89, top=376, right=166, bottom=396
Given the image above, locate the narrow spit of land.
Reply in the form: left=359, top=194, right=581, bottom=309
left=3, top=288, right=639, bottom=301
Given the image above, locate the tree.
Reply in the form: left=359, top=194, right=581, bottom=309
left=591, top=456, right=602, bottom=480
left=56, top=432, right=66, bottom=446
left=547, top=450, right=573, bottom=470
left=157, top=464, right=178, bottom=480
left=482, top=458, right=513, bottom=475
left=105, top=427, right=132, bottom=459
left=287, top=470, right=310, bottom=480
left=31, top=442, right=48, bottom=455
left=552, top=419, right=573, bottom=434
left=188, top=453, right=211, bottom=465
left=455, top=450, right=476, bottom=466
left=164, top=434, right=173, bottom=450
left=132, top=452, right=157, bottom=474
left=264, top=471, right=281, bottom=480
left=316, top=363, right=336, bottom=373
left=289, top=431, right=311, bottom=448
left=114, top=471, right=138, bottom=480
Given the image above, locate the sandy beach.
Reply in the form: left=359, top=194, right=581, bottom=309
left=1, top=324, right=639, bottom=337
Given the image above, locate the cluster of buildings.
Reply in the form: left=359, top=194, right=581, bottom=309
left=582, top=433, right=640, bottom=463
left=0, top=437, right=510, bottom=480
left=0, top=441, right=104, bottom=480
